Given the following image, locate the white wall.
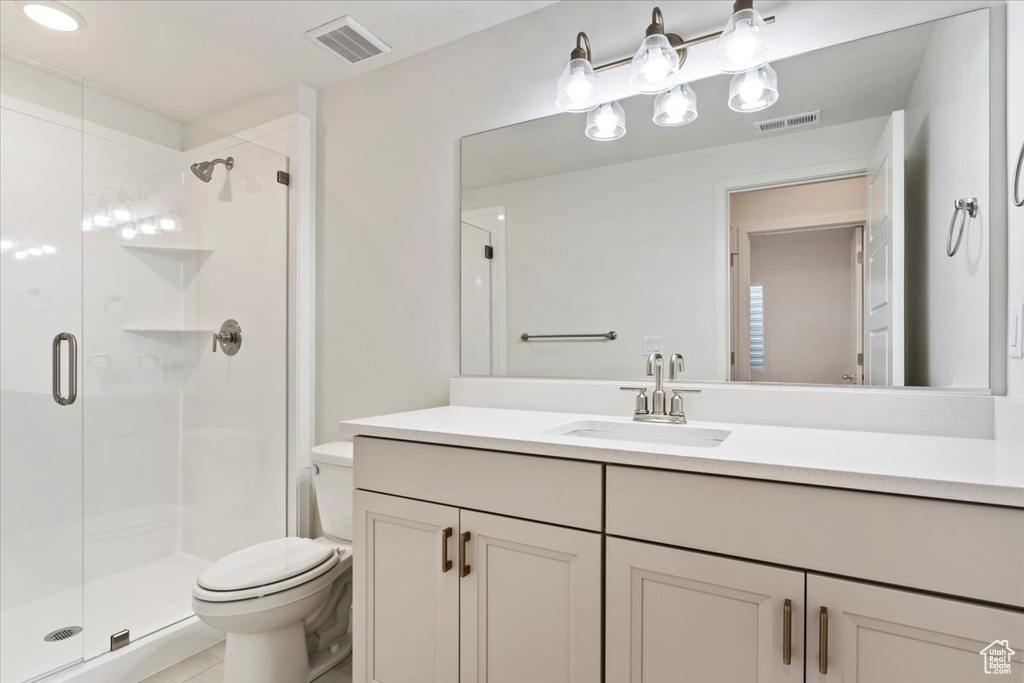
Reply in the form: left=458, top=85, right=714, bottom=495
left=462, top=119, right=881, bottom=381
left=904, top=10, right=991, bottom=388
left=316, top=0, right=1009, bottom=439
left=748, top=228, right=858, bottom=384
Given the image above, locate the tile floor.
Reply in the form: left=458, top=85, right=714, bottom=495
left=140, top=641, right=352, bottom=683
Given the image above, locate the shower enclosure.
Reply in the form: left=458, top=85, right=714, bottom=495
left=0, top=52, right=288, bottom=681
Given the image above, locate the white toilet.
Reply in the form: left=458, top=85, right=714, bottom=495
left=192, top=442, right=355, bottom=683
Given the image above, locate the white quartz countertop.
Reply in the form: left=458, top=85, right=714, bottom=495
left=339, top=406, right=1024, bottom=507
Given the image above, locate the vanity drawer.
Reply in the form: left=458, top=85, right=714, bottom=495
left=354, top=436, right=603, bottom=531
left=607, top=466, right=1024, bottom=608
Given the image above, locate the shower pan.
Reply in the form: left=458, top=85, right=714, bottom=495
left=0, top=51, right=288, bottom=682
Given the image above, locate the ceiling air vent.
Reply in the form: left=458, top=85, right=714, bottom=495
left=306, top=16, right=391, bottom=64
left=753, top=110, right=821, bottom=134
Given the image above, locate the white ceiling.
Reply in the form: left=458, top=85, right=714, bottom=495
left=0, top=0, right=556, bottom=121
left=463, top=18, right=938, bottom=190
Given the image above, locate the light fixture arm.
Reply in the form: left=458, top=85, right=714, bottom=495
left=570, top=31, right=592, bottom=62
left=592, top=12, right=775, bottom=73
left=646, top=7, right=666, bottom=37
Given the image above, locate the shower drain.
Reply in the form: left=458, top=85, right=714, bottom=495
left=44, top=626, right=82, bottom=642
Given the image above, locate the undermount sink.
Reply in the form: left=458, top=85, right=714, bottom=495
left=545, top=420, right=731, bottom=448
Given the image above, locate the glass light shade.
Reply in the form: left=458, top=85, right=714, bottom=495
left=718, top=8, right=770, bottom=73
left=629, top=33, right=680, bottom=94
left=556, top=58, right=600, bottom=112
left=585, top=101, right=626, bottom=141
left=728, top=64, right=778, bottom=112
left=653, top=84, right=698, bottom=126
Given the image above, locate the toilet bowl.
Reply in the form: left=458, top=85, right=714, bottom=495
left=192, top=441, right=354, bottom=683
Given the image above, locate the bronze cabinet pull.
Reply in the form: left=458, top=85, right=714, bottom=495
left=819, top=606, right=829, bottom=675
left=783, top=599, right=792, bottom=665
left=441, top=527, right=453, bottom=573
left=459, top=531, right=471, bottom=577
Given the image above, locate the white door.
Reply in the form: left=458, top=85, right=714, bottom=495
left=459, top=510, right=601, bottom=683
left=807, top=574, right=1024, bottom=682
left=354, top=491, right=460, bottom=683
left=864, top=111, right=905, bottom=386
left=460, top=222, right=492, bottom=376
left=606, top=538, right=805, bottom=683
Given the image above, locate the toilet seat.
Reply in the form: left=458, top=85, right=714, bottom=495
left=194, top=538, right=342, bottom=603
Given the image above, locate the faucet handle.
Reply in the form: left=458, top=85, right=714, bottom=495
left=620, top=386, right=650, bottom=416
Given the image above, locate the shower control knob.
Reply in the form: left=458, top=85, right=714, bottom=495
left=212, top=319, right=242, bottom=356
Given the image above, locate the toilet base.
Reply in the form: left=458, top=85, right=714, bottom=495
left=309, top=633, right=353, bottom=679
left=223, top=621, right=309, bottom=683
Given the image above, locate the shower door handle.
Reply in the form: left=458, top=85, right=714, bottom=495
left=52, top=332, right=78, bottom=406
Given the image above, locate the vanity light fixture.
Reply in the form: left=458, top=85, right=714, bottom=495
left=728, top=63, right=779, bottom=112
left=18, top=0, right=84, bottom=31
left=556, top=32, right=600, bottom=112
left=585, top=101, right=626, bottom=141
left=629, top=8, right=683, bottom=94
left=653, top=84, right=698, bottom=126
left=718, top=0, right=770, bottom=73
left=558, top=3, right=779, bottom=141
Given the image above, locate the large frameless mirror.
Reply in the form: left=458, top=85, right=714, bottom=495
left=460, top=9, right=1000, bottom=390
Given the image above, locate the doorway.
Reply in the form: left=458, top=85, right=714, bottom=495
left=729, top=177, right=867, bottom=385
left=460, top=206, right=506, bottom=376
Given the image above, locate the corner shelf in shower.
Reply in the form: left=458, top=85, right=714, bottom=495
left=121, top=245, right=213, bottom=257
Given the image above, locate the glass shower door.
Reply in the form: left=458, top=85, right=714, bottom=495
left=0, top=53, right=85, bottom=681
left=80, top=87, right=289, bottom=657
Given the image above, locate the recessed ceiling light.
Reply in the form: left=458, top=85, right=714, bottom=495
left=18, top=1, right=85, bottom=32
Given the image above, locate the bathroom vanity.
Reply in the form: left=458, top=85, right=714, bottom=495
left=343, top=406, right=1024, bottom=683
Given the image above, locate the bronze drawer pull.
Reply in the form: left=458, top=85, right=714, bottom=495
left=783, top=599, right=792, bottom=665
left=440, top=527, right=453, bottom=573
left=459, top=531, right=471, bottom=577
left=819, top=606, right=829, bottom=675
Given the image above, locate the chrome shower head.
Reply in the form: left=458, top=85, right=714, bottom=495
left=190, top=156, right=234, bottom=183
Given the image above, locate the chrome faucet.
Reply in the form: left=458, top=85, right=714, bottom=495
left=646, top=353, right=665, bottom=416
left=621, top=352, right=700, bottom=424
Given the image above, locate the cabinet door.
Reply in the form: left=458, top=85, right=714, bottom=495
left=459, top=510, right=601, bottom=683
left=354, top=491, right=460, bottom=683
left=807, top=574, right=1024, bottom=682
left=607, top=538, right=805, bottom=683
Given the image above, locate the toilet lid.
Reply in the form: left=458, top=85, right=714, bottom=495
left=198, top=537, right=335, bottom=592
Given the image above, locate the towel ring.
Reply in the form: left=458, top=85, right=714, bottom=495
left=1013, top=141, right=1023, bottom=208
left=946, top=197, right=977, bottom=257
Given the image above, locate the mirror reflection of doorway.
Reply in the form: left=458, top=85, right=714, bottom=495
left=730, top=176, right=868, bottom=385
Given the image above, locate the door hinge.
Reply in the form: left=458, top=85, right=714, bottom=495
left=857, top=352, right=863, bottom=366
left=484, top=245, right=494, bottom=260
left=276, top=170, right=290, bottom=186
left=731, top=351, right=735, bottom=365
left=730, top=252, right=738, bottom=266
left=856, top=251, right=863, bottom=264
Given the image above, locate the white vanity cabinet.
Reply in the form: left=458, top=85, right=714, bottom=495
left=806, top=575, right=1024, bottom=683
left=353, top=438, right=604, bottom=683
left=354, top=491, right=460, bottom=683
left=606, top=538, right=805, bottom=683
left=352, top=436, right=1024, bottom=683
left=459, top=510, right=602, bottom=683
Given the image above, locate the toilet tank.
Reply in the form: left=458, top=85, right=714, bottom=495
left=311, top=441, right=354, bottom=541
